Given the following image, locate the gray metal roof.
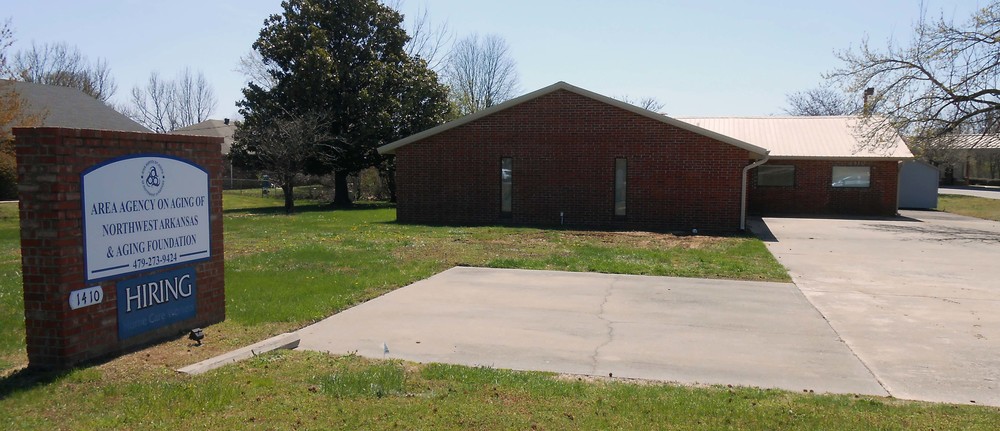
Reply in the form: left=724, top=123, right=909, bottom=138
left=377, top=81, right=769, bottom=157
left=927, top=134, right=1000, bottom=150
left=172, top=119, right=235, bottom=154
left=4, top=79, right=150, bottom=132
left=676, top=116, right=913, bottom=160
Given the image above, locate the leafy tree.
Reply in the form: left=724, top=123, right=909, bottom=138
left=231, top=112, right=330, bottom=213
left=10, top=41, right=117, bottom=102
left=828, top=2, right=1000, bottom=149
left=445, top=33, right=519, bottom=115
left=238, top=0, right=451, bottom=206
left=123, top=69, right=217, bottom=132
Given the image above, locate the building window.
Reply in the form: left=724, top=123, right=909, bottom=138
left=501, top=158, right=512, bottom=214
left=615, top=158, right=627, bottom=216
left=831, top=166, right=871, bottom=188
left=757, top=165, right=795, bottom=186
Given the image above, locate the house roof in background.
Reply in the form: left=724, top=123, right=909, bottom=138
left=172, top=119, right=235, bottom=154
left=928, top=134, right=1000, bottom=150
left=378, top=81, right=769, bottom=157
left=676, top=116, right=913, bottom=160
left=3, top=80, right=149, bottom=132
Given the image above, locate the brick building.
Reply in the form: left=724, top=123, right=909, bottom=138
left=679, top=116, right=912, bottom=217
left=379, top=82, right=911, bottom=232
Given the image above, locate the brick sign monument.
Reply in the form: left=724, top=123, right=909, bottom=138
left=14, top=127, right=225, bottom=369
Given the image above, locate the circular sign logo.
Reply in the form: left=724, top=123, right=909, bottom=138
left=141, top=159, right=166, bottom=196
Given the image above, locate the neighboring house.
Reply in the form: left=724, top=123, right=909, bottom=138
left=916, top=134, right=1000, bottom=184
left=172, top=119, right=236, bottom=155
left=172, top=119, right=239, bottom=185
left=378, top=82, right=911, bottom=232
left=3, top=79, right=149, bottom=132
left=678, top=116, right=912, bottom=216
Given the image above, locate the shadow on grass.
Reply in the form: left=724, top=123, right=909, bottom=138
left=0, top=366, right=71, bottom=399
left=224, top=201, right=395, bottom=216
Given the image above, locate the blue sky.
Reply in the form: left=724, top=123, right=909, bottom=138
left=4, top=1, right=986, bottom=119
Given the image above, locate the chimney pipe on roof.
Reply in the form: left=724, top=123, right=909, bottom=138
left=224, top=118, right=230, bottom=125
left=862, top=88, right=875, bottom=116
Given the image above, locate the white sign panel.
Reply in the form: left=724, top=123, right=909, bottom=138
left=82, top=155, right=211, bottom=281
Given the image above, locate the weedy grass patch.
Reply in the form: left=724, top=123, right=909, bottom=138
left=938, top=194, right=1000, bottom=221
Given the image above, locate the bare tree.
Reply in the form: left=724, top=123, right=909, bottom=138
left=235, top=49, right=278, bottom=90
left=0, top=18, right=12, bottom=76
left=11, top=41, right=117, bottom=102
left=615, top=95, right=665, bottom=112
left=783, top=86, right=860, bottom=116
left=445, top=33, right=519, bottom=115
left=174, top=68, right=217, bottom=127
left=828, top=2, right=1000, bottom=149
left=124, top=69, right=217, bottom=132
left=231, top=112, right=331, bottom=213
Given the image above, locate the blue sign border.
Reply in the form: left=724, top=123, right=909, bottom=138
left=81, top=153, right=212, bottom=283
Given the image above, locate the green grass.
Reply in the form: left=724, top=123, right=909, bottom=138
left=938, top=194, right=1000, bottom=221
left=3, top=195, right=996, bottom=429
left=1, top=351, right=995, bottom=430
left=0, top=203, right=22, bottom=371
left=221, top=194, right=787, bottom=326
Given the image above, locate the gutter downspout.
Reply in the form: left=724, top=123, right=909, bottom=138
left=741, top=152, right=770, bottom=231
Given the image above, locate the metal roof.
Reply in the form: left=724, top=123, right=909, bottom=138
left=172, top=119, right=236, bottom=154
left=676, top=116, right=913, bottom=160
left=377, top=81, right=769, bottom=157
left=927, top=134, right=1000, bottom=150
left=4, top=79, right=150, bottom=132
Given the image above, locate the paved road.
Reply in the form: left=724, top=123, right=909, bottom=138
left=754, top=211, right=1000, bottom=406
left=297, top=267, right=885, bottom=396
left=939, top=185, right=1000, bottom=200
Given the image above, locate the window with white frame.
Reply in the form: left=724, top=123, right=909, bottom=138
left=831, top=166, right=871, bottom=188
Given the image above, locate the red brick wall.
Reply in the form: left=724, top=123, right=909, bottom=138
left=14, top=127, right=225, bottom=369
left=749, top=159, right=899, bottom=216
left=394, top=90, right=751, bottom=232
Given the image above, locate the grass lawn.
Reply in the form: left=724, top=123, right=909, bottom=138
left=937, top=194, right=1000, bottom=221
left=1, top=195, right=996, bottom=429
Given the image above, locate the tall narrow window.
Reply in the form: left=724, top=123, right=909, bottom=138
left=615, top=158, right=627, bottom=216
left=501, top=158, right=512, bottom=215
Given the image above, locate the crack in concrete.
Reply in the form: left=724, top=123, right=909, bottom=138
left=590, top=278, right=616, bottom=374
left=792, top=277, right=893, bottom=397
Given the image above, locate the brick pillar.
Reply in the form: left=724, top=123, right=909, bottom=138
left=14, top=127, right=226, bottom=369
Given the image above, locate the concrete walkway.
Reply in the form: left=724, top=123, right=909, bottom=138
left=297, top=267, right=886, bottom=396
left=754, top=211, right=1000, bottom=406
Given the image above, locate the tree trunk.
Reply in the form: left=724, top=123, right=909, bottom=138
left=333, top=170, right=352, bottom=207
left=282, top=183, right=295, bottom=214
left=382, top=169, right=397, bottom=203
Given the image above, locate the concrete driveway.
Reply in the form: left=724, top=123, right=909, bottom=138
left=753, top=211, right=1000, bottom=406
left=297, top=267, right=885, bottom=396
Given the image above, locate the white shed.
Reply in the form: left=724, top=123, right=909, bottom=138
left=899, top=160, right=939, bottom=209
